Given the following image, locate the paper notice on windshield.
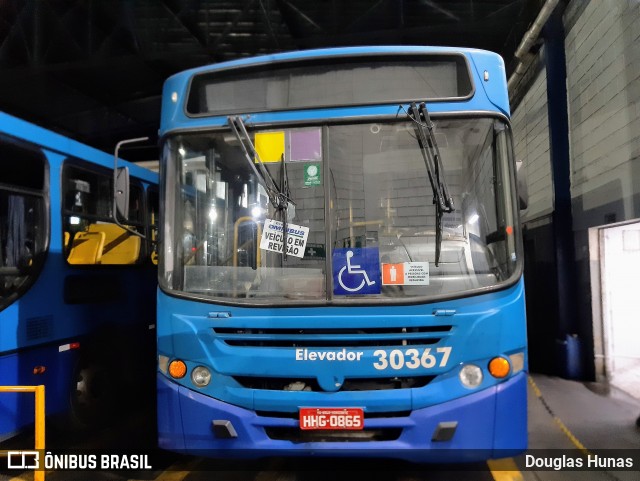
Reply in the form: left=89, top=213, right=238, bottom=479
left=260, top=219, right=309, bottom=258
left=290, top=128, right=322, bottom=162
left=255, top=131, right=285, bottom=163
left=381, top=262, right=429, bottom=285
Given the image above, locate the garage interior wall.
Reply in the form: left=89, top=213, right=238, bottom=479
left=511, top=0, right=640, bottom=382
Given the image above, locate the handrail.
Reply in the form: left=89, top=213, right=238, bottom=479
left=0, top=385, right=45, bottom=481
left=233, top=217, right=263, bottom=297
left=233, top=216, right=263, bottom=268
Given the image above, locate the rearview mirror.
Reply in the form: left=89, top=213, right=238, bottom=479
left=113, top=136, right=148, bottom=232
left=115, top=166, right=130, bottom=221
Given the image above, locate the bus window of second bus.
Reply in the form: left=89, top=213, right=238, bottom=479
left=62, top=163, right=145, bottom=265
left=0, top=139, right=48, bottom=308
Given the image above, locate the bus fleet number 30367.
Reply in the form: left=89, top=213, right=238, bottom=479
left=294, top=347, right=453, bottom=371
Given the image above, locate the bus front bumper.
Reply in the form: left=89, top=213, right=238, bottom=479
left=157, top=371, right=527, bottom=462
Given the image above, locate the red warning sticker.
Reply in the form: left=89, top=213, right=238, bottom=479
left=381, top=262, right=429, bottom=285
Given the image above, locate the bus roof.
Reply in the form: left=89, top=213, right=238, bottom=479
left=169, top=46, right=503, bottom=81
left=161, top=46, right=510, bottom=136
left=0, top=110, right=158, bottom=184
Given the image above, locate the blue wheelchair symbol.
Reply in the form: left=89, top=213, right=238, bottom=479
left=333, top=248, right=381, bottom=295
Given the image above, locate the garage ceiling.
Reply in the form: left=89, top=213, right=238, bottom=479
left=0, top=0, right=548, bottom=162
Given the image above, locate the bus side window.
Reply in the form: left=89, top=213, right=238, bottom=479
left=62, top=162, right=145, bottom=265
left=0, top=139, right=47, bottom=302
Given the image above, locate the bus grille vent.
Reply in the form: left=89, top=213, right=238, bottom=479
left=26, top=316, right=52, bottom=341
left=213, top=326, right=452, bottom=348
left=233, top=375, right=435, bottom=391
left=265, top=427, right=402, bottom=443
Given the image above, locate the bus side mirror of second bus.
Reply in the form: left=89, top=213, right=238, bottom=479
left=113, top=136, right=149, bottom=223
left=115, top=166, right=130, bottom=221
left=516, top=160, right=528, bottom=210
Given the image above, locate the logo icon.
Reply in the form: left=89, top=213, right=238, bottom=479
left=303, top=163, right=322, bottom=186
left=382, top=263, right=404, bottom=285
left=333, top=248, right=380, bottom=295
left=7, top=451, right=40, bottom=470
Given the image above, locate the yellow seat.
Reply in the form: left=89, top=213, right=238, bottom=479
left=64, top=231, right=70, bottom=249
left=88, top=223, right=140, bottom=265
left=67, top=231, right=106, bottom=264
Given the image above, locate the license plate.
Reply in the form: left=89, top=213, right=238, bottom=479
left=299, top=407, right=364, bottom=430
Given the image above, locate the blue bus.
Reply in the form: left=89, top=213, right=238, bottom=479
left=0, top=112, right=158, bottom=440
left=156, top=46, right=527, bottom=462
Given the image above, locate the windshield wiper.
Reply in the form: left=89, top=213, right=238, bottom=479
left=408, top=102, right=454, bottom=267
left=277, top=151, right=293, bottom=260
left=228, top=116, right=295, bottom=260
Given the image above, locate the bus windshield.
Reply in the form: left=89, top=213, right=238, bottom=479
left=160, top=116, right=519, bottom=304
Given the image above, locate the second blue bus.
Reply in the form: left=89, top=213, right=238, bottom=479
left=0, top=112, right=158, bottom=440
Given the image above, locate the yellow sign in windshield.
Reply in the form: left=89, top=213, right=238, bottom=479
left=254, top=131, right=285, bottom=163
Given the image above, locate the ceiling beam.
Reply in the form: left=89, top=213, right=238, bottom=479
left=422, top=0, right=461, bottom=21
left=257, top=0, right=281, bottom=49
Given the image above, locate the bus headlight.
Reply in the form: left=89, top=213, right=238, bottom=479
left=191, top=366, right=211, bottom=387
left=459, top=364, right=483, bottom=388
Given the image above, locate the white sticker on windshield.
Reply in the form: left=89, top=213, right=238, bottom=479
left=260, top=219, right=309, bottom=258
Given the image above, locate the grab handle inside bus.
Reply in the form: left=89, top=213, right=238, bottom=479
left=113, top=137, right=149, bottom=238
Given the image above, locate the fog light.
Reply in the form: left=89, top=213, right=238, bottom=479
left=191, top=366, right=211, bottom=387
left=488, top=357, right=511, bottom=378
left=168, top=359, right=187, bottom=379
left=459, top=364, right=483, bottom=388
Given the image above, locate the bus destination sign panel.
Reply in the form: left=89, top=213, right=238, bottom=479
left=187, top=54, right=472, bottom=116
left=299, top=408, right=364, bottom=430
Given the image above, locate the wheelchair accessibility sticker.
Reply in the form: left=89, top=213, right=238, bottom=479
left=333, top=248, right=381, bottom=295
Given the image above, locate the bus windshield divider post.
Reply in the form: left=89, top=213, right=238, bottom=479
left=408, top=102, right=454, bottom=266
left=227, top=116, right=294, bottom=260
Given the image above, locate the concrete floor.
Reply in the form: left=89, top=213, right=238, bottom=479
left=527, top=373, right=639, bottom=449
left=515, top=373, right=640, bottom=480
